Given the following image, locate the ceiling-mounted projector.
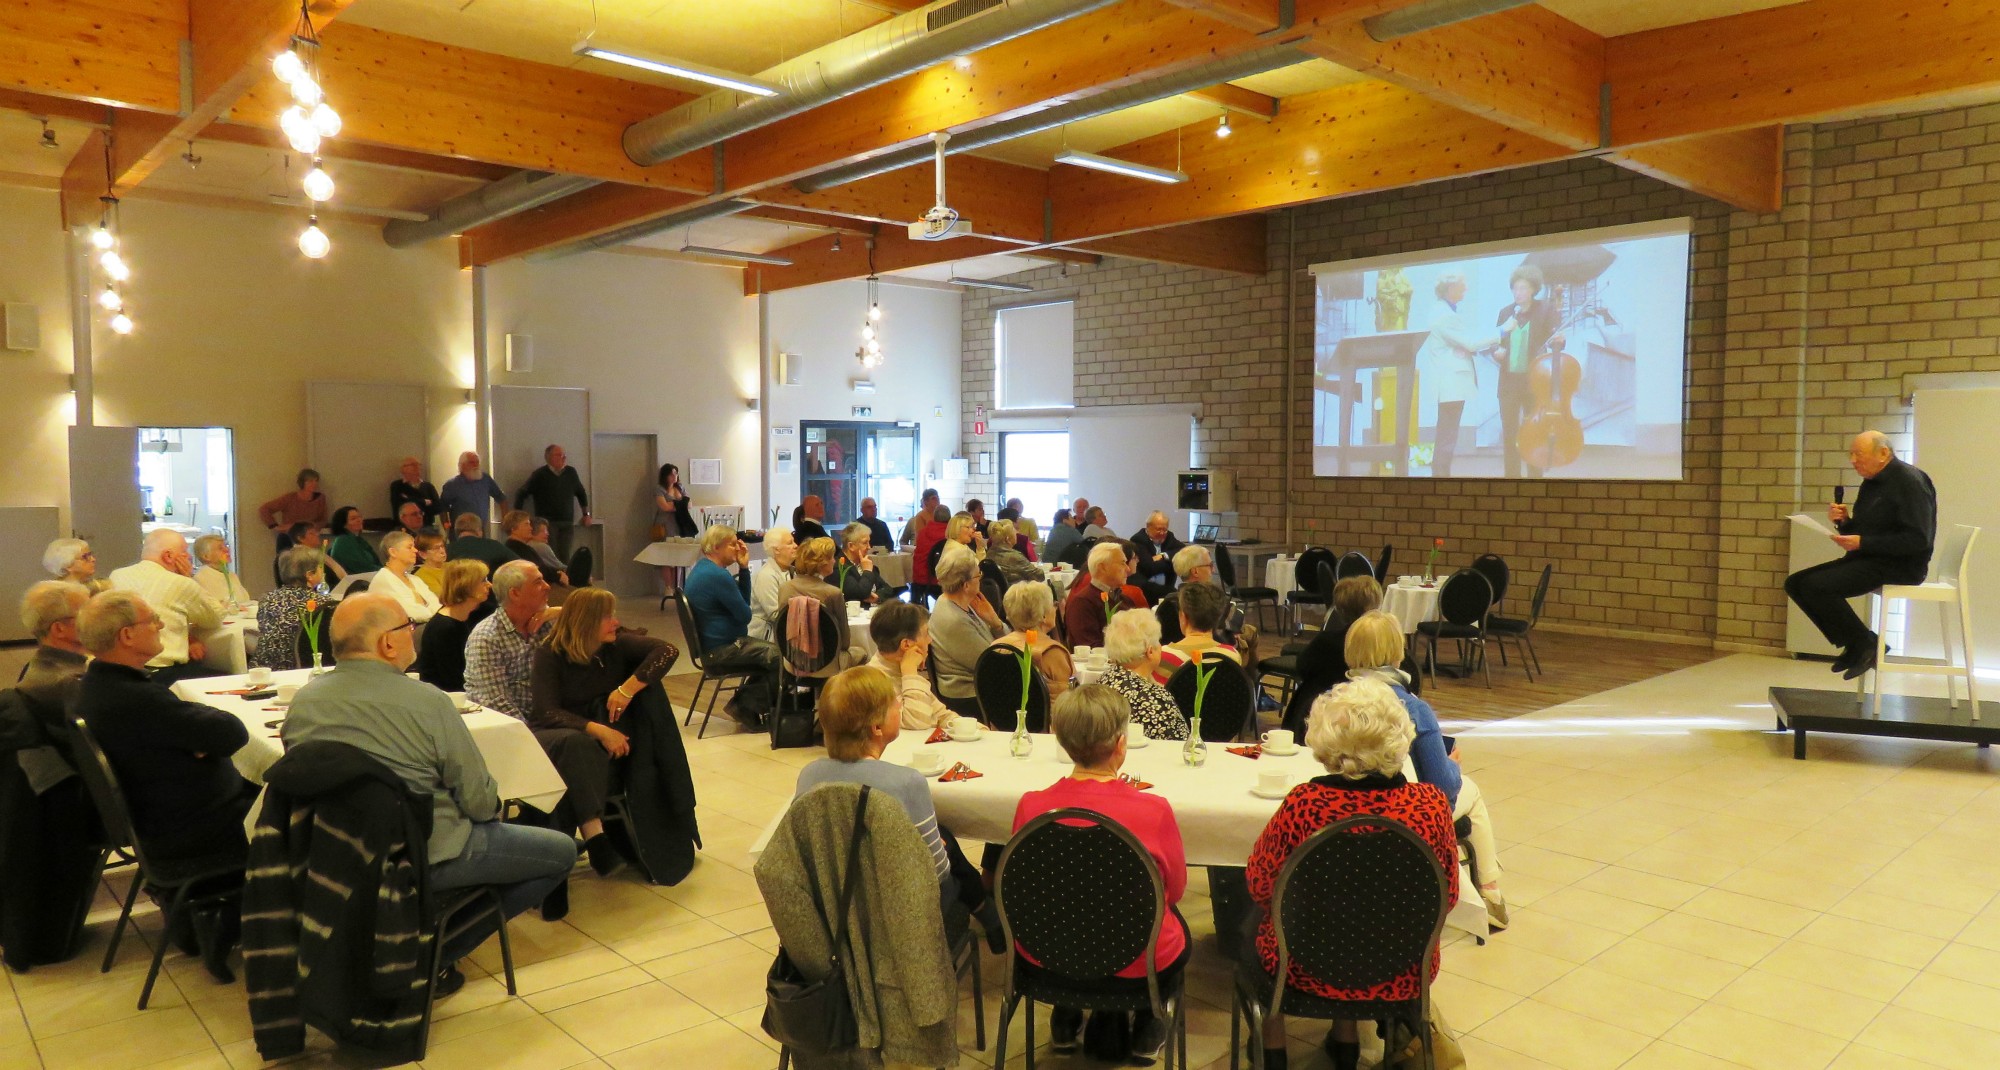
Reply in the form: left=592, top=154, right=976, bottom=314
left=909, top=131, right=973, bottom=241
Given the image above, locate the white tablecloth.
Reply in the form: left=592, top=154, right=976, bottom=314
left=1381, top=583, right=1441, bottom=634
left=875, top=552, right=912, bottom=588
left=198, top=607, right=259, bottom=675
left=880, top=730, right=1324, bottom=867
left=634, top=538, right=701, bottom=568
left=1264, top=556, right=1300, bottom=597
left=848, top=609, right=876, bottom=657
left=174, top=668, right=567, bottom=812
left=1039, top=564, right=1080, bottom=597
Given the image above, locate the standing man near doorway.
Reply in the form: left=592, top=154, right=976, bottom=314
left=515, top=444, right=591, bottom=558
left=1784, top=430, right=1937, bottom=680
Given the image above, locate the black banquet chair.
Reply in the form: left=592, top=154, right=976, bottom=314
left=1372, top=544, right=1394, bottom=586
left=994, top=808, right=1189, bottom=1070
left=1488, top=563, right=1552, bottom=680
left=1229, top=816, right=1451, bottom=1070
left=1335, top=551, right=1373, bottom=582
left=1286, top=548, right=1338, bottom=634
left=1469, top=553, right=1510, bottom=613
left=974, top=644, right=1051, bottom=733
left=1205, top=541, right=1281, bottom=632
left=671, top=592, right=752, bottom=737
left=769, top=600, right=843, bottom=749
left=1164, top=652, right=1255, bottom=742
left=1413, top=569, right=1494, bottom=688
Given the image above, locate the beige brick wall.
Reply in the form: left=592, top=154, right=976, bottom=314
left=962, top=104, right=2000, bottom=649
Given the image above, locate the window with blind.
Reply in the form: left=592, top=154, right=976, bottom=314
left=995, top=300, right=1075, bottom=410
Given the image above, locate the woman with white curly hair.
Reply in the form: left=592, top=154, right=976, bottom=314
left=1240, top=677, right=1459, bottom=1070
left=42, top=537, right=109, bottom=593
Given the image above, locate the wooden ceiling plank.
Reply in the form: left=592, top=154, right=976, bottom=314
left=1607, top=0, right=2000, bottom=146
left=0, top=0, right=184, bottom=114
left=1609, top=125, right=1784, bottom=214
left=0, top=87, right=114, bottom=126
left=1070, top=214, right=1266, bottom=272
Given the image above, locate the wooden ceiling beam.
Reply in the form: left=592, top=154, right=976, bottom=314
left=1068, top=214, right=1265, bottom=273
left=0, top=87, right=114, bottom=127
left=1607, top=0, right=2000, bottom=146
left=743, top=226, right=1088, bottom=294
left=721, top=0, right=1277, bottom=192
left=758, top=154, right=1049, bottom=244
left=459, top=184, right=702, bottom=268
left=1188, top=82, right=1279, bottom=119
left=1609, top=125, right=1784, bottom=214
left=195, top=121, right=516, bottom=181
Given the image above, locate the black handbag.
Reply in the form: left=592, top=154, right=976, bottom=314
left=761, top=786, right=872, bottom=1054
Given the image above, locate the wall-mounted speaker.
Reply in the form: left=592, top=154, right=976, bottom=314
left=2, top=304, right=39, bottom=352
left=505, top=333, right=533, bottom=373
left=778, top=351, right=801, bottom=385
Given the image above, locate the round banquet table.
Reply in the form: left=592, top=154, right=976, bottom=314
left=197, top=604, right=260, bottom=675
left=1263, top=555, right=1300, bottom=598
left=1038, top=564, right=1080, bottom=597
left=1381, top=582, right=1442, bottom=634
left=874, top=552, right=912, bottom=589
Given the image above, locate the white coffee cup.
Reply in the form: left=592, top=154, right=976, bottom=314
left=273, top=683, right=301, bottom=706
left=1074, top=645, right=1092, bottom=661
left=1126, top=723, right=1148, bottom=744
left=1261, top=729, right=1295, bottom=752
left=910, top=746, right=945, bottom=774
left=245, top=666, right=272, bottom=686
left=1257, top=769, right=1290, bottom=795
left=947, top=719, right=981, bottom=741
left=1399, top=575, right=1419, bottom=587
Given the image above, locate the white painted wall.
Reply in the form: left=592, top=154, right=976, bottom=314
left=764, top=280, right=962, bottom=534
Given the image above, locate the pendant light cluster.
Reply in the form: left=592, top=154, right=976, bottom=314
left=857, top=276, right=885, bottom=370
left=272, top=2, right=341, bottom=259
left=91, top=195, right=134, bottom=336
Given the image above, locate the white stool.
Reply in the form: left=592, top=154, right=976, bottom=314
left=1857, top=524, right=1980, bottom=718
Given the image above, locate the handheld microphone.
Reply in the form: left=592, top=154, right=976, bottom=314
left=1834, top=486, right=1845, bottom=505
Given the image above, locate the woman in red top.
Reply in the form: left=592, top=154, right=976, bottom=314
left=909, top=505, right=950, bottom=600
left=1243, top=678, right=1457, bottom=1070
left=1012, top=684, right=1187, bottom=1064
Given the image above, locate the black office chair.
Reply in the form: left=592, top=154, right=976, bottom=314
left=1469, top=553, right=1510, bottom=613
left=671, top=592, right=753, bottom=737
left=1413, top=569, right=1495, bottom=688
left=1336, top=551, right=1373, bottom=582
left=1488, top=563, right=1552, bottom=680
left=994, top=808, right=1189, bottom=1070
left=68, top=718, right=244, bottom=1009
left=770, top=600, right=844, bottom=749
left=1164, top=652, right=1255, bottom=742
left=974, top=644, right=1051, bottom=733
left=1205, top=542, right=1281, bottom=632
left=1229, top=816, right=1451, bottom=1070
left=1287, top=548, right=1337, bottom=633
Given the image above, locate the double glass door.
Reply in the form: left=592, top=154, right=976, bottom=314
left=801, top=421, right=920, bottom=533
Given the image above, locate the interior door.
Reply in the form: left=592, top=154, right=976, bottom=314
left=801, top=424, right=861, bottom=526
left=69, top=425, right=143, bottom=568
left=591, top=432, right=658, bottom=599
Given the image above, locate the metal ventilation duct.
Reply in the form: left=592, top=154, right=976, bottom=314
left=622, top=0, right=1122, bottom=166
left=381, top=171, right=598, bottom=248
left=793, top=45, right=1306, bottom=193
left=1362, top=0, right=1534, bottom=42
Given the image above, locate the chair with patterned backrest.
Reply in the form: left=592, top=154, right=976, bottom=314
left=1228, top=815, right=1451, bottom=1070
left=1412, top=569, right=1494, bottom=688
left=1164, top=652, right=1255, bottom=742
left=994, top=808, right=1188, bottom=1070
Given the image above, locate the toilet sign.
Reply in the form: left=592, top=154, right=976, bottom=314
left=974, top=419, right=986, bottom=436
left=973, top=404, right=986, bottom=437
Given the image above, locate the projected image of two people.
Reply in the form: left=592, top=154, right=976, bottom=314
left=1311, top=221, right=1690, bottom=481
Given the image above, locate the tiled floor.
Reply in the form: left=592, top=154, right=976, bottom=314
left=9, top=643, right=2000, bottom=1070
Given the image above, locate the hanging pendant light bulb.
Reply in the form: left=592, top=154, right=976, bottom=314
left=868, top=302, right=882, bottom=321
left=109, top=313, right=133, bottom=336
left=100, top=250, right=130, bottom=282
left=281, top=106, right=322, bottom=154
left=90, top=225, right=115, bottom=250
left=1216, top=113, right=1232, bottom=138
left=273, top=48, right=306, bottom=85
left=302, top=159, right=335, bottom=202
left=310, top=103, right=341, bottom=138
left=299, top=216, right=330, bottom=259
left=98, top=287, right=122, bottom=312
left=290, top=75, right=323, bottom=108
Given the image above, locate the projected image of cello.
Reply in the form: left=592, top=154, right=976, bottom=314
left=1309, top=219, right=1690, bottom=481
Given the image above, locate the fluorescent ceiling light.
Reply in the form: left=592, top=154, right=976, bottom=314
left=680, top=244, right=794, bottom=266
left=949, top=276, right=1034, bottom=293
left=573, top=40, right=781, bottom=97
left=1053, top=149, right=1187, bottom=184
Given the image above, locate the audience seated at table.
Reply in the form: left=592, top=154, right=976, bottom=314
left=683, top=525, right=780, bottom=725
left=389, top=455, right=440, bottom=526
left=446, top=511, right=514, bottom=575
left=909, top=505, right=950, bottom=600
left=255, top=547, right=328, bottom=672
left=529, top=517, right=592, bottom=590
left=413, top=559, right=493, bottom=692
left=792, top=494, right=830, bottom=544
left=1043, top=507, right=1084, bottom=565
left=530, top=588, right=684, bottom=878
left=1153, top=581, right=1242, bottom=682
left=42, top=537, right=109, bottom=594
left=75, top=589, right=256, bottom=981
left=865, top=601, right=955, bottom=731
left=996, top=506, right=1040, bottom=563
left=985, top=519, right=1039, bottom=586
left=1155, top=544, right=1211, bottom=644
left=1283, top=576, right=1422, bottom=735
left=18, top=580, right=89, bottom=690
left=992, top=581, right=1074, bottom=700
left=1346, top=611, right=1507, bottom=929
left=900, top=488, right=942, bottom=547
left=1130, top=512, right=1185, bottom=603
left=5, top=581, right=94, bottom=970
left=748, top=528, right=796, bottom=642
left=776, top=536, right=863, bottom=677
left=395, top=501, right=427, bottom=538
left=325, top=506, right=381, bottom=577
left=279, top=594, right=578, bottom=995
left=373, top=531, right=442, bottom=624
left=835, top=522, right=895, bottom=607
left=1079, top=506, right=1116, bottom=540
left=284, top=521, right=343, bottom=584
left=1012, top=684, right=1187, bottom=1062
left=853, top=496, right=895, bottom=553
left=190, top=534, right=247, bottom=605
left=1099, top=609, right=1186, bottom=741
left=1062, top=540, right=1149, bottom=651
left=930, top=542, right=1006, bottom=721
left=413, top=529, right=448, bottom=598
left=257, top=467, right=329, bottom=538
left=109, top=529, right=225, bottom=685
left=438, top=450, right=506, bottom=526
left=502, top=510, right=565, bottom=586
left=465, top=561, right=558, bottom=721
left=1243, top=678, right=1459, bottom=1070
left=924, top=511, right=984, bottom=595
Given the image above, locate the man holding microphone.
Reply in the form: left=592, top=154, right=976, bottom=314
left=1784, top=430, right=1937, bottom=679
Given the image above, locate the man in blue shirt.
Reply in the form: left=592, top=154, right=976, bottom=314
left=437, top=451, right=506, bottom=529
left=684, top=526, right=779, bottom=725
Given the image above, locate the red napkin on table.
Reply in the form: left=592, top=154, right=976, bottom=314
left=1227, top=745, right=1262, bottom=759
left=1118, top=773, right=1154, bottom=790
left=926, top=727, right=951, bottom=744
left=207, top=688, right=265, bottom=697
left=940, top=762, right=983, bottom=782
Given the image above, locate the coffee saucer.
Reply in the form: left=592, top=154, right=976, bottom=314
left=1250, top=784, right=1291, bottom=800
left=1261, top=744, right=1300, bottom=757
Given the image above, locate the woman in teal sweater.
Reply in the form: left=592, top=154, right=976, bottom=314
left=326, top=506, right=381, bottom=576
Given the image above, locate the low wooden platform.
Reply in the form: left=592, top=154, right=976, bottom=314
left=1770, top=686, right=2000, bottom=759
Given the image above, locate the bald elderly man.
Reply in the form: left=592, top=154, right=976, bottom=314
left=1784, top=430, right=1937, bottom=679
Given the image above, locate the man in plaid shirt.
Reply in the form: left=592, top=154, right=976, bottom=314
left=465, top=561, right=555, bottom=720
